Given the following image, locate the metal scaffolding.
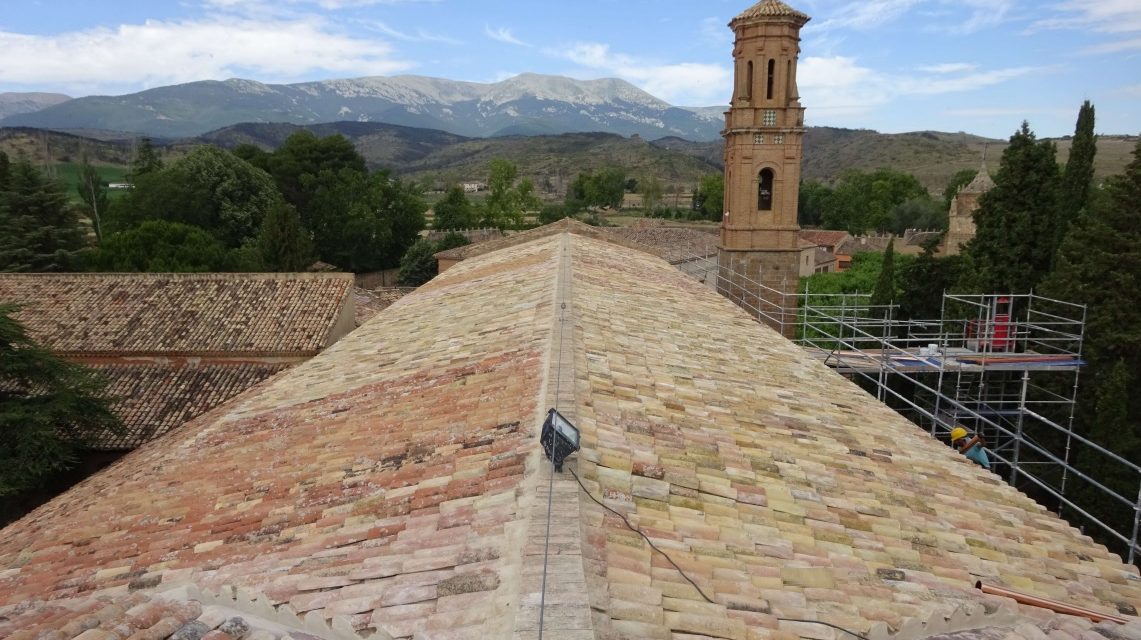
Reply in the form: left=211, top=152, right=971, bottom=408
left=671, top=248, right=1141, bottom=563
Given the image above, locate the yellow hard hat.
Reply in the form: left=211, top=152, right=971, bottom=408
left=950, top=427, right=968, bottom=441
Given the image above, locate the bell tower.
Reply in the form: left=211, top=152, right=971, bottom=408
left=718, top=0, right=810, bottom=337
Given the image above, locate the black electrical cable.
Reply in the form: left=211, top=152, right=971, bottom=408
left=566, top=466, right=873, bottom=640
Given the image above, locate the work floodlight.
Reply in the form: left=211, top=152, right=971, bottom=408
left=541, top=408, right=580, bottom=471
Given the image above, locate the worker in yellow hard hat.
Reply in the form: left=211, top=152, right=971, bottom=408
left=951, top=426, right=990, bottom=469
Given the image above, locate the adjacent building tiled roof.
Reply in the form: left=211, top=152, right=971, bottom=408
left=0, top=273, right=355, bottom=356
left=732, top=0, right=811, bottom=26
left=2, top=231, right=1139, bottom=640
left=800, top=229, right=851, bottom=249
left=353, top=287, right=414, bottom=326
left=433, top=217, right=663, bottom=262
left=610, top=226, right=719, bottom=263
left=89, top=362, right=289, bottom=450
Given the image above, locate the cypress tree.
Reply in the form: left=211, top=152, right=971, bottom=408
left=1055, top=101, right=1097, bottom=258
left=871, top=239, right=896, bottom=307
left=256, top=201, right=313, bottom=272
left=959, top=121, right=1060, bottom=293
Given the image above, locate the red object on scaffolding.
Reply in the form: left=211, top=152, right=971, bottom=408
left=966, top=296, right=1014, bottom=352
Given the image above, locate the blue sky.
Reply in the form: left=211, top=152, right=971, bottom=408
left=1, top=0, right=1138, bottom=138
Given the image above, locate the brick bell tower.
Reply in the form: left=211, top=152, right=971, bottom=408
left=718, top=0, right=810, bottom=337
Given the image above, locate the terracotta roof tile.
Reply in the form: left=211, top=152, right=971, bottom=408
left=732, top=0, right=811, bottom=26
left=2, top=231, right=1139, bottom=640
left=88, top=362, right=290, bottom=450
left=0, top=273, right=354, bottom=356
left=609, top=227, right=718, bottom=264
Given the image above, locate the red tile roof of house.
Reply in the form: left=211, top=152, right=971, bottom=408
left=0, top=273, right=355, bottom=357
left=89, top=362, right=290, bottom=450
left=799, top=229, right=851, bottom=249
left=2, top=232, right=1139, bottom=640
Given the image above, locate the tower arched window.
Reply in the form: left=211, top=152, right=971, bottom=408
left=744, top=61, right=753, bottom=100
left=758, top=169, right=774, bottom=211
left=766, top=59, right=776, bottom=100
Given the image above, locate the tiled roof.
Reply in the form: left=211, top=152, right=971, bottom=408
left=800, top=229, right=851, bottom=249
left=353, top=287, right=413, bottom=326
left=433, top=217, right=664, bottom=262
left=610, top=226, right=719, bottom=263
left=732, top=0, right=811, bottom=26
left=0, top=273, right=354, bottom=356
left=961, top=166, right=997, bottom=194
left=89, top=362, right=290, bottom=450
left=2, top=232, right=1140, bottom=640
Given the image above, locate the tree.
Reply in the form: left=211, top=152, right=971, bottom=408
left=397, top=232, right=470, bottom=287
left=77, top=152, right=108, bottom=242
left=1055, top=101, right=1097, bottom=256
left=113, top=146, right=281, bottom=248
left=943, top=169, right=978, bottom=210
left=130, top=137, right=164, bottom=178
left=256, top=201, right=313, bottom=272
left=890, top=197, right=947, bottom=234
left=696, top=174, right=725, bottom=221
left=1039, top=140, right=1141, bottom=543
left=898, top=237, right=961, bottom=321
left=483, top=159, right=540, bottom=229
left=959, top=122, right=1060, bottom=293
left=870, top=239, right=896, bottom=307
left=252, top=131, right=367, bottom=213
left=88, top=220, right=236, bottom=272
left=818, top=169, right=929, bottom=233
left=0, top=159, right=86, bottom=272
left=305, top=169, right=427, bottom=272
left=567, top=167, right=626, bottom=210
left=433, top=186, right=477, bottom=230
left=0, top=151, right=10, bottom=192
left=0, top=304, right=120, bottom=505
left=798, top=179, right=832, bottom=227
left=640, top=176, right=664, bottom=212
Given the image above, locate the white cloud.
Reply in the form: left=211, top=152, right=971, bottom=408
left=556, top=42, right=730, bottom=106
left=798, top=55, right=1040, bottom=116
left=1032, top=0, right=1141, bottom=33
left=484, top=25, right=531, bottom=47
left=946, top=0, right=1015, bottom=34
left=0, top=17, right=412, bottom=93
left=811, top=0, right=922, bottom=31
left=917, top=62, right=978, bottom=73
left=701, top=16, right=732, bottom=48
left=363, top=20, right=460, bottom=44
left=1082, top=37, right=1141, bottom=54
left=1116, top=84, right=1141, bottom=97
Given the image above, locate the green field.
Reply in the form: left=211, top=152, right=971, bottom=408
left=52, top=162, right=131, bottom=203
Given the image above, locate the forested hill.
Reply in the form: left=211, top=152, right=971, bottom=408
left=2, top=123, right=1135, bottom=194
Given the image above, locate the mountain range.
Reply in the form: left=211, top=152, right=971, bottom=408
left=0, top=92, right=72, bottom=120
left=0, top=73, right=724, bottom=141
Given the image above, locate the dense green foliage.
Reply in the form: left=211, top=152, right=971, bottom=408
left=256, top=201, right=313, bottom=272
left=0, top=304, right=121, bottom=508
left=796, top=169, right=946, bottom=234
left=88, top=220, right=241, bottom=272
left=694, top=174, right=725, bottom=221
left=567, top=167, right=626, bottom=210
left=0, top=158, right=86, bottom=272
left=397, top=232, right=470, bottom=287
left=483, top=158, right=540, bottom=228
left=870, top=239, right=896, bottom=307
left=433, top=186, right=477, bottom=230
left=959, top=122, right=1060, bottom=293
left=237, top=131, right=367, bottom=213
left=129, top=137, right=164, bottom=178
left=113, top=146, right=281, bottom=248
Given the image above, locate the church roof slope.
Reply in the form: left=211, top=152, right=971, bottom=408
left=1, top=234, right=1139, bottom=640
left=0, top=272, right=354, bottom=356
left=433, top=217, right=663, bottom=262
